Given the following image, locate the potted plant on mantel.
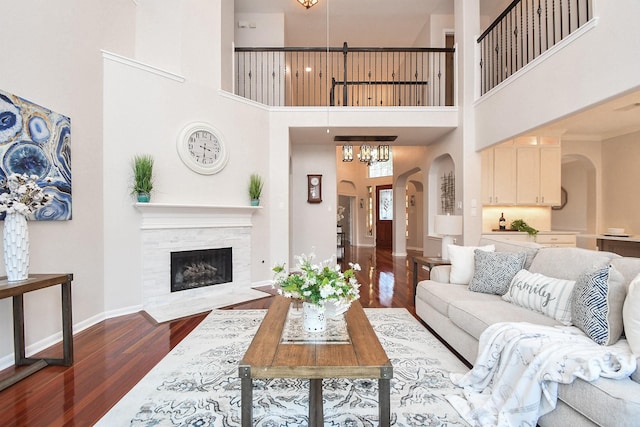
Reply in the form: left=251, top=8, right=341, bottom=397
left=249, top=173, right=264, bottom=206
left=131, top=154, right=154, bottom=203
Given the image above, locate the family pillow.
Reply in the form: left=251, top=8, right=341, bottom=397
left=502, top=269, right=576, bottom=325
left=448, top=244, right=495, bottom=285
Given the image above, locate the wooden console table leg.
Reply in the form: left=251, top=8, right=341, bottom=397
left=239, top=366, right=252, bottom=427
left=308, top=378, right=324, bottom=427
left=12, top=294, right=27, bottom=365
left=61, top=279, right=73, bottom=365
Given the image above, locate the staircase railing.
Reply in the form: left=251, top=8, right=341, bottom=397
left=477, top=0, right=593, bottom=95
left=234, top=42, right=455, bottom=107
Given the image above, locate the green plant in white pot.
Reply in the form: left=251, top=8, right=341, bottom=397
left=249, top=173, right=263, bottom=206
left=131, top=154, right=154, bottom=203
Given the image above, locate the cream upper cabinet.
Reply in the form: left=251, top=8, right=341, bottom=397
left=516, top=143, right=561, bottom=205
left=539, top=146, right=561, bottom=205
left=483, top=137, right=560, bottom=206
left=481, top=144, right=516, bottom=205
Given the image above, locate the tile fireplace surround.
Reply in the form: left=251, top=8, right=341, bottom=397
left=135, top=203, right=260, bottom=310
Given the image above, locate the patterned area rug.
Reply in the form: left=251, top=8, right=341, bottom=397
left=97, top=308, right=470, bottom=426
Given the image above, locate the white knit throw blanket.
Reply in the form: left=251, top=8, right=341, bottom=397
left=447, top=322, right=637, bottom=427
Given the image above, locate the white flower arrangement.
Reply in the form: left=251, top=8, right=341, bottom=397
left=336, top=205, right=345, bottom=223
left=0, top=173, right=50, bottom=215
left=272, top=253, right=361, bottom=309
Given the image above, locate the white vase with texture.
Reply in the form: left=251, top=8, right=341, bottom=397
left=3, top=212, right=30, bottom=282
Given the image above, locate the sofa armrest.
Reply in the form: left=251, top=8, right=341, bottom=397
left=430, top=265, right=451, bottom=283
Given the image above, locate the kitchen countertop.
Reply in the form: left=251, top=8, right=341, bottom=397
left=487, top=230, right=580, bottom=235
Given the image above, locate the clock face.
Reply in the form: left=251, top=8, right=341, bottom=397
left=177, top=122, right=228, bottom=175
left=188, top=130, right=221, bottom=165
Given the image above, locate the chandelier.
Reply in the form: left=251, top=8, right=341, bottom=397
left=297, top=0, right=318, bottom=9
left=342, top=143, right=390, bottom=166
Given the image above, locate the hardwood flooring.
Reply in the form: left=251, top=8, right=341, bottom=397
left=0, top=246, right=431, bottom=426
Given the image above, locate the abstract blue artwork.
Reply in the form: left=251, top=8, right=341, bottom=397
left=0, top=88, right=71, bottom=220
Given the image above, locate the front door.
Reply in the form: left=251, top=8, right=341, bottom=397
left=376, top=185, right=393, bottom=249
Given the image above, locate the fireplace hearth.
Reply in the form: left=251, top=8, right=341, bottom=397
left=171, top=247, right=232, bottom=292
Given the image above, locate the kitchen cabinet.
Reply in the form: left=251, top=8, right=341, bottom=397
left=482, top=232, right=577, bottom=247
left=481, top=137, right=560, bottom=206
left=515, top=137, right=561, bottom=206
left=481, top=144, right=516, bottom=205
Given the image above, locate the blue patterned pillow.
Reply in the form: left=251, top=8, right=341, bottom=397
left=469, top=250, right=527, bottom=295
left=571, top=265, right=626, bottom=346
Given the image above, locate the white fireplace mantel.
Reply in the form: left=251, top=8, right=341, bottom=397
left=134, top=203, right=261, bottom=229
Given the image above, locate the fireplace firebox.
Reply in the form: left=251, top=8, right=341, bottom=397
left=171, top=247, right=232, bottom=292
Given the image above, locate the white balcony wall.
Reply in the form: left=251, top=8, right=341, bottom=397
left=475, top=0, right=640, bottom=149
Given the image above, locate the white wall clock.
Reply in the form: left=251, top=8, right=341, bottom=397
left=176, top=122, right=228, bottom=175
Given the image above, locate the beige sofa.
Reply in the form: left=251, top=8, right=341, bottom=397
left=415, top=236, right=640, bottom=426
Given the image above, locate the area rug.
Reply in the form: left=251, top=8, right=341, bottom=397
left=96, top=308, right=470, bottom=426
left=144, top=287, right=271, bottom=323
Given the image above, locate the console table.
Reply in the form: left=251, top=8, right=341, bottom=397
left=0, top=274, right=74, bottom=391
left=412, top=256, right=450, bottom=291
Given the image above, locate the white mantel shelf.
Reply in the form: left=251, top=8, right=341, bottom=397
left=134, top=203, right=261, bottom=230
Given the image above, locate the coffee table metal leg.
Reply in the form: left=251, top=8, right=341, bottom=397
left=239, top=366, right=252, bottom=427
left=309, top=379, right=323, bottom=427
left=379, top=365, right=393, bottom=427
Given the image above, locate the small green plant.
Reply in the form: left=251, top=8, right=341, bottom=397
left=131, top=154, right=154, bottom=196
left=249, top=173, right=264, bottom=201
left=510, top=219, right=538, bottom=236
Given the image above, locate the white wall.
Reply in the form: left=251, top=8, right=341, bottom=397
left=0, top=0, right=135, bottom=364
left=235, top=13, right=285, bottom=47
left=601, top=131, right=640, bottom=235
left=475, top=0, right=640, bottom=149
left=290, top=143, right=337, bottom=263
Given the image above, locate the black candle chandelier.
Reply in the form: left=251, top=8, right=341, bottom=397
left=342, top=144, right=390, bottom=166
left=336, top=136, right=395, bottom=166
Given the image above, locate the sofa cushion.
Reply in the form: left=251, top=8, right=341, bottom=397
left=478, top=236, right=542, bottom=269
left=415, top=280, right=497, bottom=317
left=448, top=244, right=495, bottom=285
left=469, top=250, right=526, bottom=295
left=528, top=247, right=617, bottom=280
left=623, top=273, right=640, bottom=355
left=572, top=265, right=626, bottom=345
left=556, top=375, right=640, bottom=427
left=502, top=269, right=576, bottom=325
left=448, top=300, right=561, bottom=340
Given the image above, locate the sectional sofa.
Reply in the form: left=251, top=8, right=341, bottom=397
left=415, top=236, right=640, bottom=426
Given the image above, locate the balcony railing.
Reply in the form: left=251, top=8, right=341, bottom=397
left=478, top=0, right=593, bottom=95
left=234, top=43, right=455, bottom=107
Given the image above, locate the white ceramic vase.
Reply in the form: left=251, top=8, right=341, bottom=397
left=302, top=302, right=326, bottom=332
left=3, top=212, right=30, bottom=282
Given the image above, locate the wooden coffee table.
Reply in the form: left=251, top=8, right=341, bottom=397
left=239, top=295, right=393, bottom=426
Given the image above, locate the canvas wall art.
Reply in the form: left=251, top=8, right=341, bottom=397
left=0, top=88, right=71, bottom=220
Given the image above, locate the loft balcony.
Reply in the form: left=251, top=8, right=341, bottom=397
left=234, top=42, right=455, bottom=108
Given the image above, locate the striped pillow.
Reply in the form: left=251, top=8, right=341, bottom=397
left=502, top=269, right=576, bottom=325
left=571, top=265, right=626, bottom=345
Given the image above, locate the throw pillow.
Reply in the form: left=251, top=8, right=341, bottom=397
left=448, top=244, right=495, bottom=285
left=623, top=273, right=640, bottom=355
left=502, top=269, right=576, bottom=325
left=469, top=250, right=527, bottom=295
left=572, top=265, right=626, bottom=346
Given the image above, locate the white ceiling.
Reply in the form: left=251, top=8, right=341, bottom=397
left=234, top=0, right=640, bottom=146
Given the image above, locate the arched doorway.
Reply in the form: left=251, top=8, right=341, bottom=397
left=552, top=154, right=596, bottom=249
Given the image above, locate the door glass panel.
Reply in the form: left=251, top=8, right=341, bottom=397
left=379, top=189, right=393, bottom=220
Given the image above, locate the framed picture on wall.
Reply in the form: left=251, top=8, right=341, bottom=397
left=307, top=174, right=322, bottom=203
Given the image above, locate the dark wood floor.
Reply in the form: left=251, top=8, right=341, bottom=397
left=0, top=246, right=430, bottom=426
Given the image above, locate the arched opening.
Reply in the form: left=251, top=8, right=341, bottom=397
left=553, top=154, right=597, bottom=249
left=425, top=153, right=458, bottom=256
